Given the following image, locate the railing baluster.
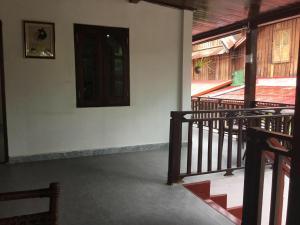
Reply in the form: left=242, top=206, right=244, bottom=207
left=283, top=116, right=289, bottom=134
left=204, top=102, right=207, bottom=126
left=275, top=117, right=282, bottom=133
left=207, top=120, right=213, bottom=172
left=217, top=118, right=224, bottom=170
left=290, top=116, right=294, bottom=135
left=271, top=118, right=276, bottom=132
left=197, top=98, right=200, bottom=119
left=265, top=117, right=270, bottom=131
left=269, top=154, right=285, bottom=225
left=198, top=103, right=200, bottom=120
left=237, top=119, right=243, bottom=167
left=208, top=102, right=211, bottom=123
left=225, top=119, right=233, bottom=176
left=197, top=121, right=203, bottom=173
left=214, top=101, right=218, bottom=129
left=198, top=98, right=201, bottom=118
left=191, top=99, right=195, bottom=119
left=275, top=109, right=282, bottom=133
left=187, top=121, right=193, bottom=175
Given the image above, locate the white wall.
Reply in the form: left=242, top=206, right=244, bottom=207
left=180, top=10, right=193, bottom=111
left=0, top=0, right=192, bottom=157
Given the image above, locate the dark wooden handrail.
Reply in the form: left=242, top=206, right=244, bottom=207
left=176, top=106, right=294, bottom=115
left=253, top=128, right=293, bottom=144
left=185, top=114, right=294, bottom=123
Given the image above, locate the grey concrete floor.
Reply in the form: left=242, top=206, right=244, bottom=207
left=0, top=147, right=234, bottom=225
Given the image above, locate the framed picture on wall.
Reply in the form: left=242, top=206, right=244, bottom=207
left=23, top=21, right=55, bottom=59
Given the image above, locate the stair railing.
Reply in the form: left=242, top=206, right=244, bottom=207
left=167, top=107, right=294, bottom=185
left=242, top=127, right=292, bottom=225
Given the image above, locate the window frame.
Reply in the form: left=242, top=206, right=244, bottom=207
left=272, top=28, right=291, bottom=64
left=74, top=23, right=130, bottom=108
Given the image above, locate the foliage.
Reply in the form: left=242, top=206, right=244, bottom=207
left=194, top=57, right=211, bottom=69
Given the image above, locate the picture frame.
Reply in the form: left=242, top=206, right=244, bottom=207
left=23, top=21, right=55, bottom=59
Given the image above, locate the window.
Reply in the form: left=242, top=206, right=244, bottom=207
left=74, top=24, right=129, bottom=107
left=272, top=28, right=291, bottom=63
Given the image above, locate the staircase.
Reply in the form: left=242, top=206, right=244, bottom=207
left=184, top=181, right=243, bottom=225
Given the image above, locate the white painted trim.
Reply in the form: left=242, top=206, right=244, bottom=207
left=9, top=143, right=169, bottom=164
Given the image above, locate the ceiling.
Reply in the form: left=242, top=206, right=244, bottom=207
left=192, top=0, right=299, bottom=35
left=134, top=0, right=300, bottom=35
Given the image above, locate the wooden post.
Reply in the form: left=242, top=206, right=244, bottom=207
left=167, top=112, right=183, bottom=185
left=244, top=0, right=261, bottom=108
left=244, top=22, right=258, bottom=109
left=242, top=128, right=266, bottom=225
left=285, top=34, right=300, bottom=225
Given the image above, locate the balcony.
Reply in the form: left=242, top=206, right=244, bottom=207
left=168, top=105, right=294, bottom=225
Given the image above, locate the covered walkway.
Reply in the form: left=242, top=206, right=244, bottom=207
left=0, top=148, right=234, bottom=225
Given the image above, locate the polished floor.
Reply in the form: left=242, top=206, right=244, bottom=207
left=0, top=147, right=234, bottom=225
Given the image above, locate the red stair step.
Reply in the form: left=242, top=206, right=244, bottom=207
left=210, top=194, right=227, bottom=209
left=183, top=180, right=211, bottom=200
left=184, top=180, right=242, bottom=224
left=205, top=199, right=241, bottom=225
left=227, top=206, right=243, bottom=220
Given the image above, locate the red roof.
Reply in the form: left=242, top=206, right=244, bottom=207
left=209, top=86, right=295, bottom=105
left=201, top=78, right=296, bottom=105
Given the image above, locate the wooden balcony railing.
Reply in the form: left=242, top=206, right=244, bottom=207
left=192, top=97, right=294, bottom=112
left=167, top=107, right=294, bottom=185
left=192, top=97, right=244, bottom=113
left=242, top=127, right=292, bottom=225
